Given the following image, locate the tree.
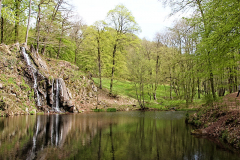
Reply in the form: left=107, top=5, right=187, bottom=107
left=70, top=16, right=86, bottom=64
left=25, top=0, right=32, bottom=44
left=107, top=4, right=140, bottom=95
left=92, top=20, right=107, bottom=89
left=127, top=45, right=151, bottom=109
left=57, top=10, right=74, bottom=59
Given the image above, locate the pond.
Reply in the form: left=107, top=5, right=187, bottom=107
left=0, top=111, right=239, bottom=160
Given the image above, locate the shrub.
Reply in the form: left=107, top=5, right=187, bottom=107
left=93, top=109, right=104, bottom=112
left=107, top=108, right=116, bottom=112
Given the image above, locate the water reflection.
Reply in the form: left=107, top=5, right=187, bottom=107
left=0, top=112, right=239, bottom=160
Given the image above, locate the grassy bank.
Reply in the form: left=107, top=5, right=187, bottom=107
left=93, top=78, right=202, bottom=110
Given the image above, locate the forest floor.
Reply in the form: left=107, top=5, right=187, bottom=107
left=222, top=92, right=240, bottom=110
left=188, top=92, right=240, bottom=149
left=79, top=88, right=139, bottom=112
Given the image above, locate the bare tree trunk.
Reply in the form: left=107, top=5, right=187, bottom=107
left=25, top=0, right=32, bottom=44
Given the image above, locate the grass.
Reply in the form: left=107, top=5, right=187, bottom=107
left=93, top=78, right=172, bottom=99
left=93, top=77, right=203, bottom=110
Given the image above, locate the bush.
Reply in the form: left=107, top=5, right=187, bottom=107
left=93, top=109, right=104, bottom=112
left=107, top=108, right=116, bottom=112
left=29, top=111, right=35, bottom=115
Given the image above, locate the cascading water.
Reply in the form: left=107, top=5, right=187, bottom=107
left=52, top=79, right=60, bottom=112
left=21, top=47, right=41, bottom=106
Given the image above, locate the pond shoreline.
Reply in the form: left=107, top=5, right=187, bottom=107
left=187, top=107, right=240, bottom=150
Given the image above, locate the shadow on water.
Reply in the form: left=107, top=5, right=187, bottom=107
left=0, top=111, right=239, bottom=160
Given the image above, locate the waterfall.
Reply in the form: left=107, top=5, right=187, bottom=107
left=22, top=47, right=32, bottom=66
left=21, top=47, right=41, bottom=106
left=52, top=79, right=60, bottom=112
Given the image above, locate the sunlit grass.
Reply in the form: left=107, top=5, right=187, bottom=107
left=93, top=78, right=204, bottom=109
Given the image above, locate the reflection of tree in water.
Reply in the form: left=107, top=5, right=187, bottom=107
left=0, top=112, right=239, bottom=160
left=72, top=112, right=239, bottom=160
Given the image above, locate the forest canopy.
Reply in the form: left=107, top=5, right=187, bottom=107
left=1, top=0, right=240, bottom=108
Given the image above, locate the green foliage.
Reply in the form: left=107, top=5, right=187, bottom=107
left=93, top=109, right=104, bottom=112
left=29, top=90, right=34, bottom=101
left=29, top=111, right=35, bottom=115
left=107, top=108, right=116, bottom=112
left=221, top=130, right=229, bottom=141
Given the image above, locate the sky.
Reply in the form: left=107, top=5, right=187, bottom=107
left=71, top=0, right=177, bottom=40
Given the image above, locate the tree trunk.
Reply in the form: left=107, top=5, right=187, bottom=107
left=43, top=0, right=63, bottom=56
left=97, top=38, right=102, bottom=89
left=36, top=3, right=41, bottom=53
left=110, top=44, right=117, bottom=95
left=57, top=37, right=62, bottom=59
left=209, top=71, right=216, bottom=100
left=41, top=38, right=46, bottom=55
left=229, top=67, right=233, bottom=93
left=25, top=0, right=32, bottom=44
left=15, top=0, right=20, bottom=43
left=75, top=48, right=77, bottom=64
left=1, top=17, right=3, bottom=44
left=197, top=78, right=200, bottom=99
left=169, top=67, right=172, bottom=99
left=0, top=0, right=2, bottom=20
left=0, top=0, right=2, bottom=43
left=154, top=55, right=160, bottom=100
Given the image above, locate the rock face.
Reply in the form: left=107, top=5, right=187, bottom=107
left=20, top=47, right=76, bottom=112
left=58, top=78, right=73, bottom=110
left=0, top=44, right=98, bottom=115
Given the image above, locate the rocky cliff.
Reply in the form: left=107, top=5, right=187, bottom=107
left=0, top=43, right=98, bottom=116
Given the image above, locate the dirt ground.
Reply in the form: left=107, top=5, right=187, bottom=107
left=189, top=92, right=240, bottom=149
left=78, top=89, right=138, bottom=112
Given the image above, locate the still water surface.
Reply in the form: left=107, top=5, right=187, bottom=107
left=0, top=111, right=239, bottom=160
